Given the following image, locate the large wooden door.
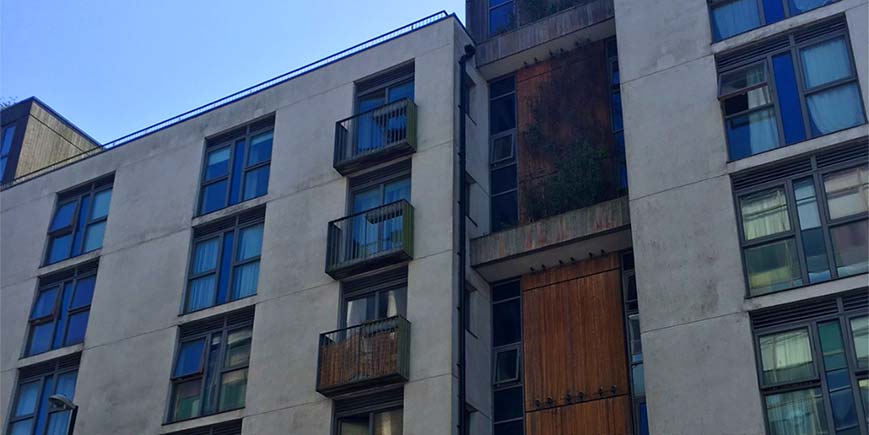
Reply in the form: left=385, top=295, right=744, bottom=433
left=522, top=254, right=630, bottom=434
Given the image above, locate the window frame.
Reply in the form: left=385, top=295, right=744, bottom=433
left=44, top=178, right=113, bottom=265
left=198, top=121, right=273, bottom=216
left=717, top=25, right=866, bottom=161
left=734, top=155, right=868, bottom=298
left=752, top=295, right=868, bottom=434
left=24, top=264, right=97, bottom=357
left=1, top=123, right=16, bottom=182
left=490, top=278, right=524, bottom=434
left=621, top=251, right=649, bottom=435
left=340, top=277, right=408, bottom=329
left=183, top=214, right=264, bottom=314
left=708, top=0, right=841, bottom=42
left=487, top=0, right=516, bottom=37
left=489, top=75, right=519, bottom=233
left=7, top=359, right=79, bottom=435
left=334, top=406, right=403, bottom=435
left=167, top=315, right=253, bottom=424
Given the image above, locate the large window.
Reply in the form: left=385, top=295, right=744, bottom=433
left=342, top=269, right=407, bottom=328
left=490, top=76, right=518, bottom=232
left=734, top=144, right=867, bottom=296
left=607, top=38, right=628, bottom=193
left=44, top=176, right=113, bottom=265
left=709, top=0, right=838, bottom=41
left=717, top=19, right=865, bottom=160
left=621, top=252, right=649, bottom=435
left=752, top=292, right=868, bottom=434
left=7, top=354, right=80, bottom=435
left=184, top=208, right=264, bottom=313
left=492, top=279, right=523, bottom=435
left=25, top=263, right=97, bottom=357
left=168, top=308, right=253, bottom=423
left=199, top=117, right=273, bottom=216
left=335, top=389, right=404, bottom=435
left=1, top=123, right=16, bottom=182
left=489, top=0, right=515, bottom=36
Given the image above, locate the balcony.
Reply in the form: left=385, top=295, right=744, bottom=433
left=316, top=315, right=411, bottom=397
left=333, top=98, right=417, bottom=175
left=325, top=200, right=414, bottom=280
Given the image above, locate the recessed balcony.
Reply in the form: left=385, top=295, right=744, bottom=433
left=316, top=315, right=411, bottom=397
left=325, top=200, right=414, bottom=280
left=333, top=98, right=417, bottom=175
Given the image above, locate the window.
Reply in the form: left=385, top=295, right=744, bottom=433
left=489, top=76, right=518, bottom=232
left=7, top=354, right=80, bottom=435
left=1, top=123, right=15, bottom=182
left=44, top=176, right=113, bottom=265
left=334, top=389, right=403, bottom=435
left=164, top=420, right=242, bottom=435
left=351, top=64, right=415, bottom=157
left=199, top=117, right=273, bottom=215
left=25, top=262, right=97, bottom=357
left=607, top=38, right=628, bottom=193
left=489, top=0, right=515, bottom=36
left=347, top=163, right=412, bottom=259
left=734, top=143, right=867, bottom=296
left=342, top=269, right=407, bottom=328
left=185, top=208, right=264, bottom=313
left=709, top=0, right=838, bottom=41
left=621, top=252, right=649, bottom=435
left=168, top=308, right=253, bottom=423
left=491, top=279, right=523, bottom=435
left=717, top=19, right=865, bottom=160
left=752, top=292, right=868, bottom=434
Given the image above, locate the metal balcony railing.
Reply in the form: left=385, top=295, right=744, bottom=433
left=325, top=200, right=414, bottom=279
left=333, top=98, right=417, bottom=175
left=316, top=315, right=411, bottom=397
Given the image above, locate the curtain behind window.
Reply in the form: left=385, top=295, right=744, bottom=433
left=742, top=189, right=791, bottom=239
left=765, top=388, right=829, bottom=435
left=711, top=0, right=760, bottom=40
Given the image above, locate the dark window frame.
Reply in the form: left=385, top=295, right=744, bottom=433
left=607, top=37, right=628, bottom=193
left=487, top=0, right=516, bottom=37
left=708, top=0, right=841, bottom=42
left=183, top=212, right=264, bottom=314
left=167, top=314, right=253, bottom=424
left=620, top=251, right=649, bottom=435
left=24, top=263, right=98, bottom=357
left=340, top=272, right=408, bottom=329
left=43, top=176, right=113, bottom=266
left=0, top=123, right=16, bottom=182
left=717, top=24, right=866, bottom=161
left=198, top=119, right=273, bottom=216
left=489, top=75, right=519, bottom=233
left=733, top=153, right=868, bottom=298
left=7, top=356, right=80, bottom=435
left=751, top=293, right=868, bottom=434
left=491, top=278, right=524, bottom=434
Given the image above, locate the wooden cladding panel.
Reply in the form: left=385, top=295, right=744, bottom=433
left=526, top=396, right=631, bottom=435
left=522, top=254, right=627, bottom=410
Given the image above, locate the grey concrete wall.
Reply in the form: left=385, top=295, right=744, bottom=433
left=1, top=16, right=466, bottom=435
left=616, top=0, right=869, bottom=433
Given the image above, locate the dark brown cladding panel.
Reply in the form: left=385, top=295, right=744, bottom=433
left=526, top=396, right=630, bottom=435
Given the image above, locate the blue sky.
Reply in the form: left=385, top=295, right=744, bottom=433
left=1, top=1, right=464, bottom=142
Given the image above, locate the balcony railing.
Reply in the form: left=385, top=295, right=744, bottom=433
left=316, top=315, right=411, bottom=397
left=333, top=98, right=417, bottom=175
left=326, top=200, right=414, bottom=279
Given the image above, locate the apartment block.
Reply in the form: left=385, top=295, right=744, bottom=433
left=1, top=1, right=867, bottom=434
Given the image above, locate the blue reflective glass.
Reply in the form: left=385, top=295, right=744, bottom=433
left=801, top=38, right=852, bottom=89
left=54, top=371, right=77, bottom=399
left=1, top=124, right=16, bottom=154
left=9, top=419, right=33, bottom=435
left=29, top=322, right=55, bottom=355
left=788, top=0, right=833, bottom=15
left=726, top=108, right=779, bottom=160
left=247, top=132, right=272, bottom=166
left=772, top=53, right=807, bottom=145
left=70, top=276, right=95, bottom=309
left=216, top=232, right=234, bottom=305
left=827, top=369, right=851, bottom=390
left=762, top=0, right=785, bottom=24
left=242, top=166, right=269, bottom=201
left=64, top=311, right=88, bottom=345
left=638, top=403, right=650, bottom=435
left=90, top=189, right=112, bottom=219
left=711, top=0, right=761, bottom=41
left=52, top=283, right=73, bottom=349
left=174, top=339, right=206, bottom=378
left=200, top=180, right=228, bottom=215
left=46, top=234, right=72, bottom=264
left=31, top=287, right=59, bottom=319
left=807, top=83, right=864, bottom=136
left=191, top=238, right=220, bottom=275
left=801, top=228, right=831, bottom=283
left=46, top=411, right=69, bottom=435
left=489, top=3, right=514, bottom=36
left=187, top=276, right=216, bottom=312
left=82, top=221, right=105, bottom=253
left=34, top=376, right=54, bottom=435
left=830, top=388, right=858, bottom=429
left=204, top=146, right=230, bottom=181
left=236, top=225, right=263, bottom=261
left=14, top=381, right=40, bottom=416
left=229, top=141, right=245, bottom=205
left=611, top=91, right=623, bottom=132
left=70, top=195, right=90, bottom=255
left=232, top=262, right=259, bottom=300
left=49, top=202, right=76, bottom=231
left=387, top=81, right=414, bottom=103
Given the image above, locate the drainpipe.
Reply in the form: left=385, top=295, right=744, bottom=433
left=457, top=43, right=475, bottom=435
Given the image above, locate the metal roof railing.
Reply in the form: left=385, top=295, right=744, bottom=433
left=1, top=11, right=450, bottom=190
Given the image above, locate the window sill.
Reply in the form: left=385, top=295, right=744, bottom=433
left=743, top=272, right=868, bottom=312
left=159, top=408, right=244, bottom=433
left=711, top=0, right=859, bottom=54
left=177, top=296, right=257, bottom=323
left=38, top=250, right=101, bottom=275
left=17, top=343, right=84, bottom=368
left=192, top=195, right=269, bottom=227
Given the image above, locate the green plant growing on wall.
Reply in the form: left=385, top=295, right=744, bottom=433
left=521, top=51, right=612, bottom=222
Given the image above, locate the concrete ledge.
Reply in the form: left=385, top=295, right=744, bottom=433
left=471, top=196, right=630, bottom=281
left=476, top=0, right=614, bottom=77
